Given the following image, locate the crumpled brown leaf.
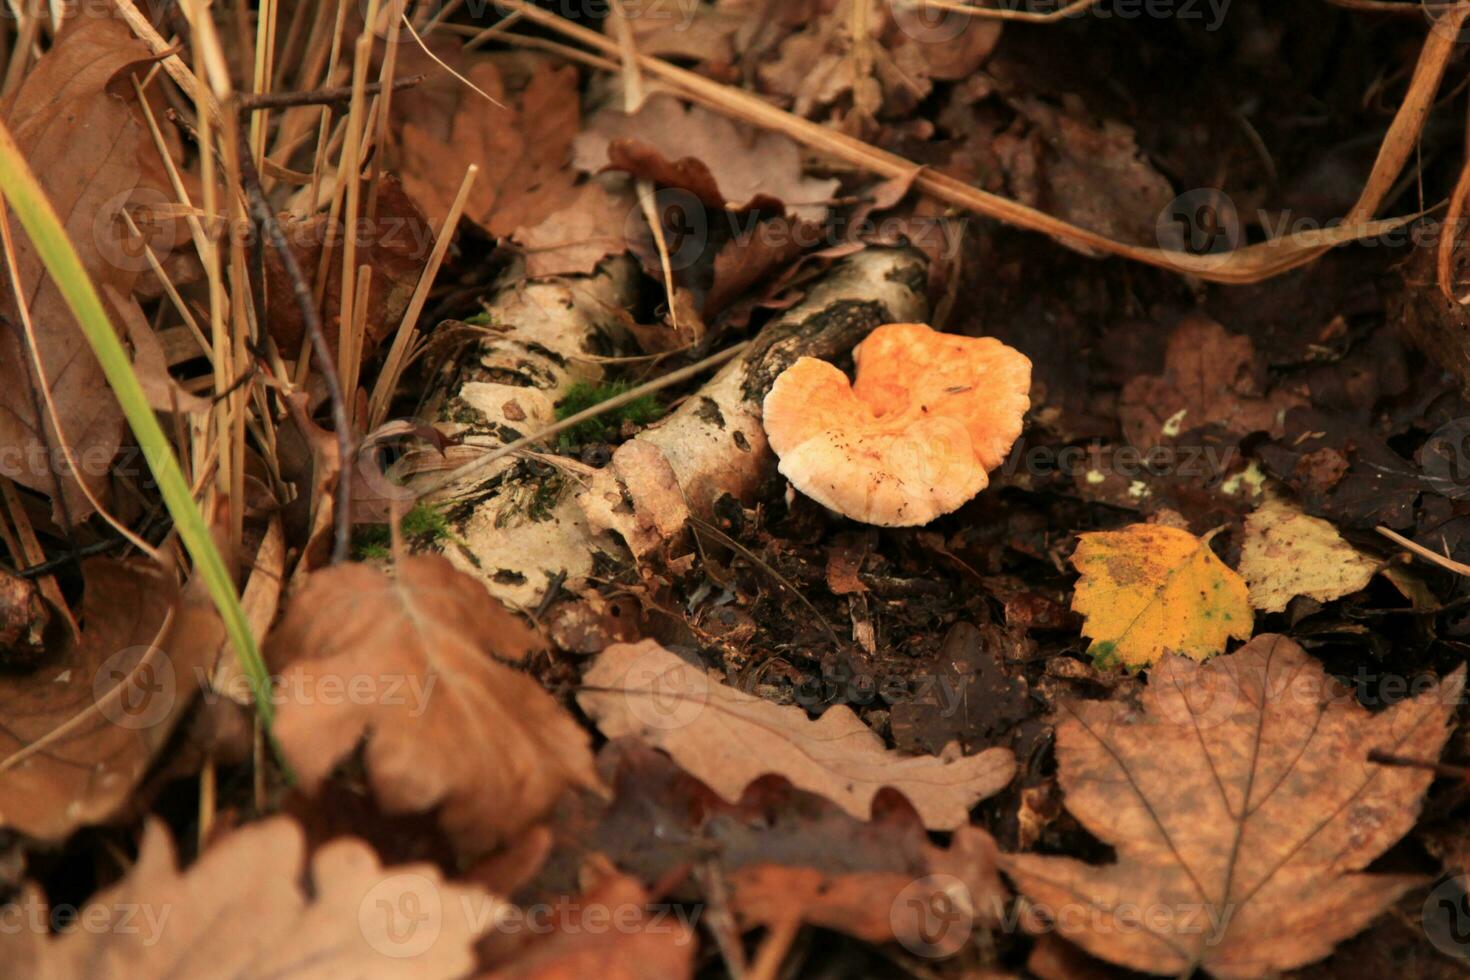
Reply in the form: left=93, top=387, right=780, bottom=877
left=5, top=816, right=492, bottom=978
left=577, top=641, right=1015, bottom=830
left=888, top=622, right=1033, bottom=756
left=1119, top=315, right=1305, bottom=450
left=0, top=18, right=181, bottom=523
left=574, top=95, right=839, bottom=223
left=265, top=555, right=602, bottom=858
left=755, top=0, right=1002, bottom=127
left=0, top=560, right=209, bottom=841
left=520, top=739, right=1008, bottom=957
left=1002, top=634, right=1465, bottom=978
left=1256, top=407, right=1431, bottom=531
left=397, top=60, right=582, bottom=238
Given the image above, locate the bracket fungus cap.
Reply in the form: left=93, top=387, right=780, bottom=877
left=761, top=322, right=1031, bottom=526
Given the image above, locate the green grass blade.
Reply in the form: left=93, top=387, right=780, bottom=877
left=0, top=118, right=276, bottom=730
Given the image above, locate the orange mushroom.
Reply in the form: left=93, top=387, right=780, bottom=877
left=761, top=323, right=1031, bottom=526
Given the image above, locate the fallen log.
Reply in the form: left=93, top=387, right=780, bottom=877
left=425, top=246, right=929, bottom=611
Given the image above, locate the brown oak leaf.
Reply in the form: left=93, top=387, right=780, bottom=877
left=265, top=556, right=602, bottom=858
left=577, top=641, right=1015, bottom=830
left=5, top=816, right=491, bottom=978
left=0, top=18, right=180, bottom=523
left=574, top=95, right=839, bottom=223
left=397, top=60, right=582, bottom=238
left=521, top=740, right=1008, bottom=958
left=1002, top=634, right=1465, bottom=978
left=1119, top=315, right=1305, bottom=450
left=513, top=179, right=630, bottom=280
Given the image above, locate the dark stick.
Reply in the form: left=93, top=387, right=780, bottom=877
left=235, top=128, right=354, bottom=565
left=1368, top=749, right=1470, bottom=781
left=236, top=74, right=426, bottom=112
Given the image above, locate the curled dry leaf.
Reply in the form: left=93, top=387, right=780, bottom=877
left=1002, top=635, right=1466, bottom=978
left=577, top=641, right=1015, bottom=830
left=0, top=560, right=209, bottom=841
left=265, top=556, right=601, bottom=858
left=6, top=816, right=492, bottom=978
left=762, top=323, right=1032, bottom=527
left=574, top=94, right=840, bottom=222
left=1070, top=524, right=1252, bottom=670
left=989, top=95, right=1176, bottom=248
left=753, top=0, right=1001, bottom=125
left=1239, top=497, right=1380, bottom=613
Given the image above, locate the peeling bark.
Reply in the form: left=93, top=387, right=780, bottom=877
left=432, top=247, right=929, bottom=611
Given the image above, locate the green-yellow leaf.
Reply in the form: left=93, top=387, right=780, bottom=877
left=1070, top=524, right=1252, bottom=669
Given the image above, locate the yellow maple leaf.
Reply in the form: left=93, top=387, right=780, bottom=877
left=1070, top=524, right=1252, bottom=669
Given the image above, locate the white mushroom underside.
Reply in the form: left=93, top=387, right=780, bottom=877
left=774, top=427, right=989, bottom=527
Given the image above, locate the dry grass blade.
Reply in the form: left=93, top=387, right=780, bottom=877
left=1377, top=525, right=1470, bottom=576
left=913, top=0, right=1107, bottom=23
left=497, top=0, right=1450, bottom=285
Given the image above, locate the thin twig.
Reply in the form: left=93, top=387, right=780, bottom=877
left=1377, top=525, right=1470, bottom=577
left=1368, top=749, right=1470, bottom=780
left=235, top=115, right=355, bottom=564
left=913, top=0, right=1105, bottom=22
left=235, top=73, right=425, bottom=111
